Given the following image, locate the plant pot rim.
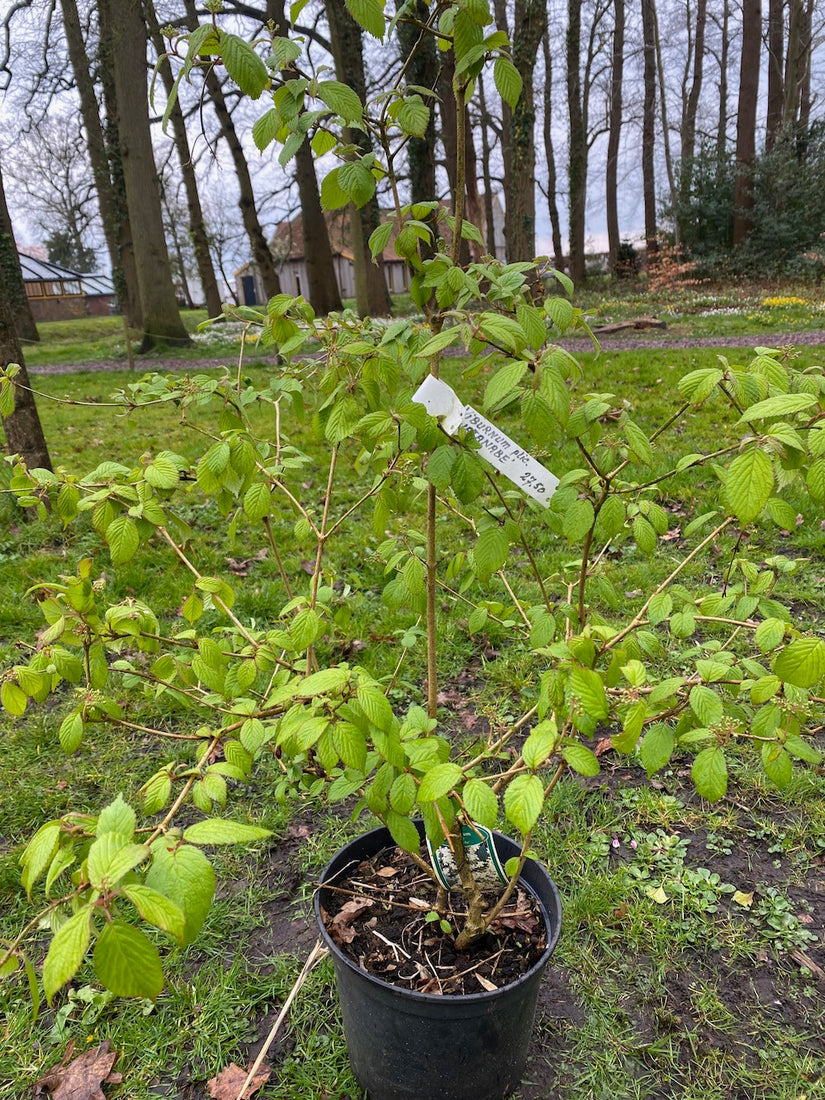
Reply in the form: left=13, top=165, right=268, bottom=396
left=314, top=821, right=562, bottom=1004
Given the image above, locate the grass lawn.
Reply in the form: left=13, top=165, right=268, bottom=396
left=1, top=297, right=824, bottom=1098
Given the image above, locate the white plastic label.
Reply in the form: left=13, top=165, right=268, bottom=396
left=413, top=376, right=558, bottom=506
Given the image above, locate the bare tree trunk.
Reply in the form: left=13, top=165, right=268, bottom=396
left=103, top=0, right=191, bottom=349
left=567, top=0, right=586, bottom=284
left=765, top=0, right=784, bottom=150
left=0, top=158, right=38, bottom=346
left=269, top=0, right=342, bottom=313
left=182, top=0, right=281, bottom=302
left=145, top=1, right=222, bottom=316
left=716, top=0, right=730, bottom=161
left=652, top=0, right=677, bottom=240
left=641, top=0, right=658, bottom=257
left=326, top=0, right=391, bottom=316
left=606, top=0, right=624, bottom=276
left=732, top=0, right=761, bottom=247
left=398, top=0, right=438, bottom=258
left=783, top=0, right=803, bottom=129
left=798, top=0, right=813, bottom=138
left=91, top=0, right=143, bottom=327
left=541, top=28, right=564, bottom=268
left=60, top=0, right=139, bottom=326
left=506, top=0, right=546, bottom=262
left=0, top=163, right=51, bottom=470
left=678, top=0, right=706, bottom=215
left=493, top=0, right=512, bottom=247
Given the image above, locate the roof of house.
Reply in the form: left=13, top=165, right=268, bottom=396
left=18, top=251, right=115, bottom=297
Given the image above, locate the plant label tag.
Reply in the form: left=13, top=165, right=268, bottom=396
left=412, top=377, right=558, bottom=506
left=426, top=822, right=509, bottom=891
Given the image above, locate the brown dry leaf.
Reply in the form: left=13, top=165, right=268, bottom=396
left=34, top=1040, right=122, bottom=1100
left=408, top=896, right=431, bottom=910
left=328, top=897, right=373, bottom=945
left=594, top=738, right=613, bottom=757
left=376, top=866, right=398, bottom=878
left=493, top=909, right=540, bottom=934
left=475, top=974, right=498, bottom=992
left=207, top=1062, right=271, bottom=1099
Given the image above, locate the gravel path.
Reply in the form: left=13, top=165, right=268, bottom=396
left=26, top=328, right=825, bottom=375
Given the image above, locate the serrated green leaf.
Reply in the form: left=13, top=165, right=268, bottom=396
left=772, top=637, right=825, bottom=687
left=689, top=684, right=723, bottom=727
left=570, top=666, right=608, bottom=720
left=389, top=772, right=417, bottom=815
left=338, top=161, right=376, bottom=207
left=725, top=448, right=773, bottom=525
left=385, top=809, right=420, bottom=853
left=563, top=498, right=595, bottom=542
left=183, top=819, right=271, bottom=845
left=639, top=723, right=675, bottom=776
left=368, top=221, right=393, bottom=260
left=20, top=821, right=61, bottom=897
left=146, top=843, right=215, bottom=945
left=1, top=680, right=26, bottom=717
left=344, top=0, right=385, bottom=37
left=740, top=392, right=816, bottom=422
left=320, top=167, right=349, bottom=210
left=243, top=483, right=271, bottom=522
left=43, top=906, right=92, bottom=1003
left=463, top=778, right=498, bottom=828
left=58, top=712, right=84, bottom=755
left=522, top=720, right=558, bottom=769
left=106, top=515, right=140, bottom=565
left=122, top=884, right=186, bottom=943
left=493, top=56, right=522, bottom=108
left=221, top=33, right=269, bottom=98
left=648, top=593, right=673, bottom=626
left=474, top=526, right=508, bottom=579
left=93, top=920, right=164, bottom=999
left=561, top=742, right=600, bottom=776
left=761, top=741, right=792, bottom=788
left=504, top=774, right=543, bottom=833
left=317, top=79, right=363, bottom=123
left=417, top=762, right=463, bottom=802
left=691, top=746, right=727, bottom=801
left=783, top=734, right=822, bottom=764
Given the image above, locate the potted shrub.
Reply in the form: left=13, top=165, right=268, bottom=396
left=2, top=3, right=824, bottom=1096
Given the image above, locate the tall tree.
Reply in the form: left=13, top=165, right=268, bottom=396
left=325, top=0, right=391, bottom=316
left=182, top=0, right=281, bottom=303
left=652, top=0, right=677, bottom=238
left=732, top=0, right=761, bottom=247
left=605, top=0, right=624, bottom=276
left=145, top=0, right=222, bottom=317
left=102, top=0, right=190, bottom=348
left=567, top=0, right=586, bottom=283
left=0, top=156, right=38, bottom=347
left=641, top=0, right=658, bottom=257
left=506, top=0, right=547, bottom=261
left=678, top=0, right=707, bottom=219
left=765, top=0, right=784, bottom=150
left=715, top=0, right=730, bottom=162
left=397, top=0, right=437, bottom=250
left=61, top=0, right=141, bottom=326
left=0, top=162, right=51, bottom=472
left=541, top=27, right=564, bottom=268
left=268, top=0, right=342, bottom=313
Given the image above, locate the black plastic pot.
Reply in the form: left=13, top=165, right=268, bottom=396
left=314, top=822, right=562, bottom=1100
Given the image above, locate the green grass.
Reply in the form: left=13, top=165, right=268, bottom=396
left=1, top=310, right=824, bottom=1097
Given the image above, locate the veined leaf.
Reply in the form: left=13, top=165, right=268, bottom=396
left=93, top=920, right=164, bottom=999
left=504, top=774, right=543, bottom=833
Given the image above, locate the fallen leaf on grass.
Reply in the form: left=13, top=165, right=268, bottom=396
left=645, top=885, right=669, bottom=904
left=732, top=889, right=754, bottom=908
left=207, top=1062, right=271, bottom=1099
left=328, top=897, right=373, bottom=945
left=34, top=1039, right=122, bottom=1099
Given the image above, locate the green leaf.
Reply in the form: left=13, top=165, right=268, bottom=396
left=426, top=445, right=456, bottom=490
left=624, top=420, right=654, bottom=465
left=522, top=721, right=558, bottom=770
left=106, top=515, right=140, bottom=565
left=462, top=778, right=498, bottom=828
left=772, top=637, right=825, bottom=687
left=221, top=33, right=269, bottom=98
left=761, top=741, right=792, bottom=788
left=43, top=906, right=92, bottom=1003
left=725, top=448, right=773, bottom=525
left=144, top=454, right=180, bottom=490
left=320, top=167, right=349, bottom=210
left=298, top=667, right=351, bottom=697
left=243, top=483, right=271, bottom=522
left=368, top=221, right=393, bottom=260
left=483, top=360, right=528, bottom=411
left=252, top=107, right=279, bottom=151
left=183, top=819, right=272, bottom=846
left=338, top=162, right=376, bottom=207
left=344, top=0, right=385, bottom=37
left=385, top=810, right=420, bottom=853
left=1, top=680, right=26, bottom=717
left=450, top=450, right=484, bottom=504
left=93, top=920, right=164, bottom=999
left=563, top=498, right=595, bottom=542
left=691, top=746, right=727, bottom=801
left=389, top=772, right=417, bottom=815
left=647, top=593, right=673, bottom=626
left=20, top=821, right=61, bottom=897
left=474, top=526, right=508, bottom=579
left=98, top=795, right=136, bottom=838
left=689, top=685, right=723, bottom=727
left=122, top=884, right=186, bottom=943
left=678, top=367, right=723, bottom=403
left=783, top=734, right=822, bottom=765
left=561, top=742, right=600, bottom=776
left=317, top=79, right=363, bottom=123
left=146, top=843, right=215, bottom=945
left=493, top=56, right=523, bottom=108
left=417, top=762, right=463, bottom=802
left=58, top=712, right=84, bottom=755
left=740, top=392, right=816, bottom=422
left=325, top=394, right=361, bottom=443
left=504, top=774, right=544, bottom=833
left=570, top=666, right=609, bottom=720
left=639, top=723, right=675, bottom=776
left=596, top=494, right=626, bottom=538
left=396, top=94, right=429, bottom=137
